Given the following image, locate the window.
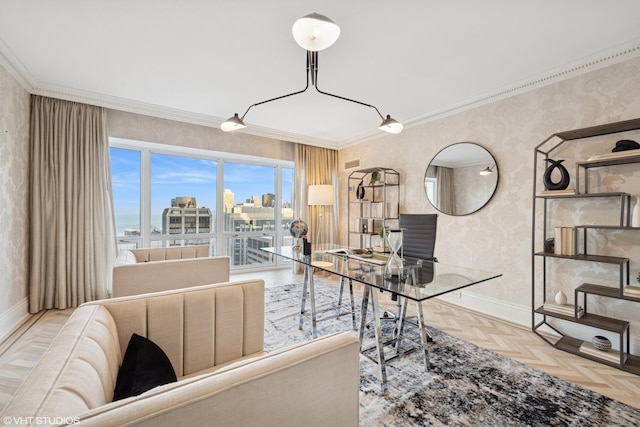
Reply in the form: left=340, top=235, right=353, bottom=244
left=110, top=138, right=294, bottom=271
left=424, top=176, right=437, bottom=207
left=110, top=147, right=141, bottom=250
left=151, top=153, right=216, bottom=240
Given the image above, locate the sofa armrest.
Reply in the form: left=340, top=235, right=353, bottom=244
left=73, top=332, right=360, bottom=427
left=112, top=256, right=230, bottom=297
left=90, top=280, right=264, bottom=377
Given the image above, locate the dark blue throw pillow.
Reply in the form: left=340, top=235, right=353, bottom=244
left=113, top=333, right=177, bottom=401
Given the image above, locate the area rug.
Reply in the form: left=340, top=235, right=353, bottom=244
left=264, top=282, right=640, bottom=427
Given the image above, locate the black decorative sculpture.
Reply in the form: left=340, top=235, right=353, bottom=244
left=543, top=159, right=570, bottom=191
left=356, top=180, right=365, bottom=199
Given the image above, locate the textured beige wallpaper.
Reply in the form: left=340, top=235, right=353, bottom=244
left=338, top=57, right=640, bottom=337
left=0, top=64, right=30, bottom=314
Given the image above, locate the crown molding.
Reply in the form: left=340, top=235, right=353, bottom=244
left=340, top=39, right=640, bottom=149
left=2, top=36, right=639, bottom=150
left=0, top=35, right=35, bottom=91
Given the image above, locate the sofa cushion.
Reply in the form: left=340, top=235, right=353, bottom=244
left=113, top=333, right=177, bottom=401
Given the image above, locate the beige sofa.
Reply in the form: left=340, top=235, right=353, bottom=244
left=1, top=280, right=360, bottom=426
left=112, top=245, right=230, bottom=297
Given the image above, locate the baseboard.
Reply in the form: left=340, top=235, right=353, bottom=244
left=435, top=290, right=531, bottom=328
left=438, top=291, right=640, bottom=354
left=0, top=297, right=29, bottom=343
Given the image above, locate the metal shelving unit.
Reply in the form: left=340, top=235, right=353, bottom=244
left=531, top=118, right=640, bottom=374
left=347, top=167, right=399, bottom=251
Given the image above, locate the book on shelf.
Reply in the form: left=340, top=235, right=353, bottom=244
left=579, top=342, right=626, bottom=364
left=542, top=301, right=584, bottom=318
left=553, top=226, right=575, bottom=256
left=539, top=188, right=576, bottom=195
left=623, top=285, right=640, bottom=297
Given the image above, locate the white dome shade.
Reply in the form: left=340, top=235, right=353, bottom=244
left=292, top=13, right=340, bottom=51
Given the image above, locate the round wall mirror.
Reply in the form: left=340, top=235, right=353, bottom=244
left=424, top=142, right=498, bottom=216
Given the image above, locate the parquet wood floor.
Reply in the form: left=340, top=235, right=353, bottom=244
left=1, top=269, right=639, bottom=412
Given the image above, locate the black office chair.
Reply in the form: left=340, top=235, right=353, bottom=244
left=399, top=213, right=438, bottom=263
left=378, top=213, right=438, bottom=341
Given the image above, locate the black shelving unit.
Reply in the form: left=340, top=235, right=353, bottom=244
left=531, top=118, right=640, bottom=374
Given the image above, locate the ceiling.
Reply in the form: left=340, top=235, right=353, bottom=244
left=1, top=1, right=639, bottom=149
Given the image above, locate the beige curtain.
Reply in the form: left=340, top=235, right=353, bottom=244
left=436, top=166, right=456, bottom=215
left=294, top=144, right=338, bottom=248
left=29, top=96, right=117, bottom=312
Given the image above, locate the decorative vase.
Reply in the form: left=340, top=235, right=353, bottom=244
left=632, top=196, right=640, bottom=228
left=591, top=335, right=612, bottom=352
left=369, top=171, right=380, bottom=186
left=356, top=180, right=365, bottom=200
left=554, top=291, right=567, bottom=305
left=543, top=159, right=570, bottom=191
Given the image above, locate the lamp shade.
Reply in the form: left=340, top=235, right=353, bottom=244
left=308, top=184, right=334, bottom=205
left=480, top=165, right=494, bottom=175
left=221, top=113, right=246, bottom=132
left=379, top=115, right=403, bottom=134
left=292, top=13, right=340, bottom=51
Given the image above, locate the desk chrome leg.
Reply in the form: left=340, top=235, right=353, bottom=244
left=415, top=301, right=430, bottom=371
left=358, top=286, right=370, bottom=344
left=337, top=275, right=345, bottom=306
left=394, top=296, right=408, bottom=354
left=308, top=269, right=318, bottom=339
left=370, top=288, right=388, bottom=393
left=299, top=264, right=310, bottom=331
left=300, top=264, right=318, bottom=338
left=348, top=278, right=356, bottom=330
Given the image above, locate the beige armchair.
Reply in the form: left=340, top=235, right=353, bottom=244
left=112, top=245, right=230, bottom=297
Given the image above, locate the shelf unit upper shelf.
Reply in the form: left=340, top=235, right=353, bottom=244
left=534, top=252, right=629, bottom=264
left=577, top=153, right=640, bottom=168
left=535, top=192, right=630, bottom=199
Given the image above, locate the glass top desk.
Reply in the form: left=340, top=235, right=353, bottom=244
left=262, top=244, right=502, bottom=392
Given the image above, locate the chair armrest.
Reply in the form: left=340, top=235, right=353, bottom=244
left=112, top=256, right=230, bottom=297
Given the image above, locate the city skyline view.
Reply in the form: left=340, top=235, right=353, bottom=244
left=110, top=147, right=294, bottom=235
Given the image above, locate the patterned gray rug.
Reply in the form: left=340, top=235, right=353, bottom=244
left=264, top=282, right=640, bottom=426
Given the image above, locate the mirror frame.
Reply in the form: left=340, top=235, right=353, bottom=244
left=424, top=142, right=499, bottom=216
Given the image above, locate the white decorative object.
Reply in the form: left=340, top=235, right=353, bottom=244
left=632, top=196, right=640, bottom=228
left=555, top=291, right=567, bottom=305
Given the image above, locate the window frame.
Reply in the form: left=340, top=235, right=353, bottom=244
left=110, top=137, right=294, bottom=271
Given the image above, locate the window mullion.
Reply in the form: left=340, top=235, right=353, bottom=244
left=141, top=148, right=152, bottom=247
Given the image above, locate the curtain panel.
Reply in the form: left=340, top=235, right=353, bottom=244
left=294, top=144, right=338, bottom=263
left=29, top=96, right=117, bottom=312
left=436, top=166, right=455, bottom=215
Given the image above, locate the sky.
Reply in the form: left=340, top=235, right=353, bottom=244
left=110, top=147, right=293, bottom=231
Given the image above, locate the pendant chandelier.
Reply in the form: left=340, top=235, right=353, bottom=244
left=221, top=13, right=403, bottom=135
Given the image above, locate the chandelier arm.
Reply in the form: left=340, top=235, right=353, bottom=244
left=314, top=85, right=385, bottom=121
left=240, top=53, right=312, bottom=120
left=312, top=58, right=385, bottom=121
